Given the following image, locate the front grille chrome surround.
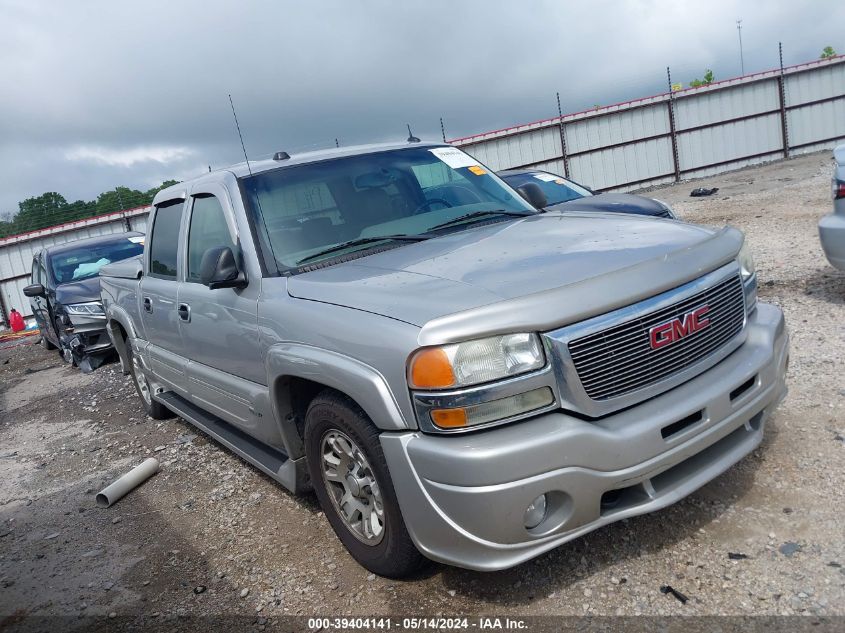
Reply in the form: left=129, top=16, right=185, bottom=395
left=544, top=263, right=748, bottom=418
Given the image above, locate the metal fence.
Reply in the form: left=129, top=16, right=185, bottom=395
left=0, top=207, right=149, bottom=325
left=452, top=55, right=845, bottom=192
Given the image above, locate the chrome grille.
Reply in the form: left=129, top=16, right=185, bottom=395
left=568, top=274, right=745, bottom=401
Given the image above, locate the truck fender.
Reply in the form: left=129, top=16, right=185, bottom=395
left=266, top=343, right=409, bottom=443
left=105, top=306, right=139, bottom=374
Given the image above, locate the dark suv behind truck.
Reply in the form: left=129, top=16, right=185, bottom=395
left=25, top=232, right=144, bottom=369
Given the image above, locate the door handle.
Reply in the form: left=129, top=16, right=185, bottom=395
left=177, top=303, right=191, bottom=322
left=142, top=297, right=153, bottom=313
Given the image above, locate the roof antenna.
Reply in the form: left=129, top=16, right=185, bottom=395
left=228, top=94, right=253, bottom=176
left=406, top=124, right=420, bottom=143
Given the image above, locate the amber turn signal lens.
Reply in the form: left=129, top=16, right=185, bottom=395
left=430, top=408, right=468, bottom=428
left=409, top=348, right=455, bottom=389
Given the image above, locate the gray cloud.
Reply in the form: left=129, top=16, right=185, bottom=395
left=1, top=0, right=842, bottom=213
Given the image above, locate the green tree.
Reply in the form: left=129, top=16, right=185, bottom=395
left=820, top=46, right=836, bottom=59
left=14, top=192, right=70, bottom=231
left=690, top=69, right=715, bottom=88
left=94, top=187, right=148, bottom=215
left=145, top=180, right=180, bottom=199
left=0, top=179, right=182, bottom=238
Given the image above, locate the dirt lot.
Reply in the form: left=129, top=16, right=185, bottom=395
left=1, top=151, right=843, bottom=629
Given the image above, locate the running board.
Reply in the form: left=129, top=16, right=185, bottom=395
left=155, top=392, right=309, bottom=494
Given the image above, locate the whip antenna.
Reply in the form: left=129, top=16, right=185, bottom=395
left=228, top=94, right=253, bottom=176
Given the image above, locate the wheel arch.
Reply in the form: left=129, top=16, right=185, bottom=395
left=266, top=343, right=411, bottom=460
left=104, top=309, right=137, bottom=374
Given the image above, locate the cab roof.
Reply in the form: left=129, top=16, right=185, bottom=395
left=152, top=140, right=447, bottom=206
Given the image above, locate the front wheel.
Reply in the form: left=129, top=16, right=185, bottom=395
left=126, top=344, right=173, bottom=420
left=304, top=391, right=427, bottom=578
left=40, top=332, right=56, bottom=350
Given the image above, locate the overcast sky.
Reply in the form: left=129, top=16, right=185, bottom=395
left=0, top=0, right=842, bottom=215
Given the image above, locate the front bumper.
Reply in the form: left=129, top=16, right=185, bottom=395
left=381, top=302, right=788, bottom=571
left=58, top=313, right=113, bottom=355
left=819, top=212, right=845, bottom=271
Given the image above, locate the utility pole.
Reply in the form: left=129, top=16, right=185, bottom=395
left=736, top=19, right=745, bottom=75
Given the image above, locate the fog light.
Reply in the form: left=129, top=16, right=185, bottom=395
left=524, top=494, right=548, bottom=529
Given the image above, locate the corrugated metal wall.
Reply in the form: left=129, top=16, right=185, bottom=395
left=0, top=207, right=149, bottom=325
left=785, top=61, right=845, bottom=150
left=454, top=56, right=845, bottom=192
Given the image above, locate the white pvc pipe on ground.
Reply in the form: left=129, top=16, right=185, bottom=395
left=96, top=458, right=160, bottom=508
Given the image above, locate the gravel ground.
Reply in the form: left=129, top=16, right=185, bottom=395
left=0, top=151, right=843, bottom=629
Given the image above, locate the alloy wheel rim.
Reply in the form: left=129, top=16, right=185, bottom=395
left=132, top=354, right=152, bottom=405
left=320, top=430, right=385, bottom=545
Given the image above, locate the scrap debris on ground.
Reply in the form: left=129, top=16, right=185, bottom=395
left=0, top=151, right=843, bottom=625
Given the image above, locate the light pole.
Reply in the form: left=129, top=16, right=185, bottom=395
left=737, top=19, right=745, bottom=75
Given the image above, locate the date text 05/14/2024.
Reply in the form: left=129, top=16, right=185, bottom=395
left=307, top=617, right=528, bottom=630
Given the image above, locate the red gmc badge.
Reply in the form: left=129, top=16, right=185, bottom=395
left=649, top=305, right=711, bottom=350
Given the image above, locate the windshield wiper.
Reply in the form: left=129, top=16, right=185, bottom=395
left=426, top=209, right=535, bottom=232
left=296, top=234, right=430, bottom=265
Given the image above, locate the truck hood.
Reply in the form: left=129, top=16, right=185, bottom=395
left=55, top=276, right=102, bottom=305
left=287, top=212, right=738, bottom=330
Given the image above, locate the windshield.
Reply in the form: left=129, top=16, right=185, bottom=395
left=242, top=146, right=535, bottom=268
left=50, top=237, right=144, bottom=284
left=500, top=171, right=592, bottom=206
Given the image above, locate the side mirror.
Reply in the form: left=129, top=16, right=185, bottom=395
left=516, top=182, right=548, bottom=209
left=23, top=283, right=46, bottom=298
left=199, top=246, right=247, bottom=290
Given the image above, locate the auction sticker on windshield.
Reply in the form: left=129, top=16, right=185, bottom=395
left=430, top=147, right=479, bottom=169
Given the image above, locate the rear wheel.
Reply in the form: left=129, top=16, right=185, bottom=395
left=126, top=345, right=173, bottom=419
left=304, top=391, right=427, bottom=578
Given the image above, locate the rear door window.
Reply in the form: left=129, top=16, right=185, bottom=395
left=148, top=200, right=185, bottom=279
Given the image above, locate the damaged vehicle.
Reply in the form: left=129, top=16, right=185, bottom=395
left=24, top=232, right=144, bottom=371
left=100, top=142, right=788, bottom=578
left=499, top=168, right=678, bottom=218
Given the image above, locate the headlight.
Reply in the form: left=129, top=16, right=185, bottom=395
left=65, top=302, right=105, bottom=316
left=737, top=242, right=756, bottom=282
left=408, top=333, right=545, bottom=390
left=652, top=199, right=677, bottom=219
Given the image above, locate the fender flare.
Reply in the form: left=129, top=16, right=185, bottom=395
left=105, top=306, right=139, bottom=373
left=266, top=343, right=410, bottom=441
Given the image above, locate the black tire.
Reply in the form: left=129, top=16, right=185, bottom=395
left=304, top=390, right=427, bottom=578
left=54, top=320, right=72, bottom=362
left=40, top=333, right=56, bottom=350
left=126, top=345, right=173, bottom=420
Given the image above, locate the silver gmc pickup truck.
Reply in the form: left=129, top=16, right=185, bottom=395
left=99, top=141, right=789, bottom=578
